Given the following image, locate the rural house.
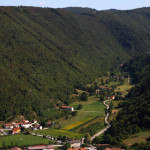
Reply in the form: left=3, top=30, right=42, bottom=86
left=11, top=127, right=21, bottom=134
left=60, top=106, right=74, bottom=111
left=4, top=123, right=14, bottom=129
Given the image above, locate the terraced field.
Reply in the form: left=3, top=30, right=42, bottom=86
left=32, top=96, right=106, bottom=138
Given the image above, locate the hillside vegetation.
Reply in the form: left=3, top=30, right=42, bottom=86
left=104, top=54, right=150, bottom=145
left=1, top=6, right=150, bottom=121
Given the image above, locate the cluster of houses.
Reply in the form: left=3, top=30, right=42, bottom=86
left=10, top=144, right=124, bottom=150
left=95, top=86, right=113, bottom=94
left=4, top=119, right=42, bottom=134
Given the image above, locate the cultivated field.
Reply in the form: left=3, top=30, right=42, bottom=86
left=33, top=96, right=106, bottom=138
left=32, top=128, right=84, bottom=139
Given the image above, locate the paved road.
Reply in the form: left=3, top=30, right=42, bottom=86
left=0, top=129, right=8, bottom=135
left=91, top=100, right=111, bottom=140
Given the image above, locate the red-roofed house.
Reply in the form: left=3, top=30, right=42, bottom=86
left=22, top=120, right=29, bottom=123
left=11, top=127, right=21, bottom=134
left=32, top=119, right=37, bottom=124
left=21, top=122, right=32, bottom=128
left=97, top=144, right=109, bottom=150
left=61, top=106, right=74, bottom=111
left=10, top=147, right=22, bottom=150
left=4, top=123, right=14, bottom=129
left=105, top=148, right=124, bottom=150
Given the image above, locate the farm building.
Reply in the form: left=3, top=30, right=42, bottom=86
left=60, top=106, right=74, bottom=111
left=11, top=127, right=21, bottom=134
left=4, top=123, right=14, bottom=129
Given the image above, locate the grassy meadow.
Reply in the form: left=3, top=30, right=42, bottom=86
left=0, top=134, right=50, bottom=147
left=115, top=79, right=133, bottom=95
left=32, top=128, right=84, bottom=139
left=124, top=130, right=150, bottom=146
left=32, top=96, right=106, bottom=138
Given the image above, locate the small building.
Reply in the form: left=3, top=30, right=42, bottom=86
left=10, top=147, right=22, bottom=150
left=95, top=89, right=100, bottom=94
left=32, top=125, right=42, bottom=130
left=21, top=122, right=32, bottom=128
left=97, top=144, right=109, bottom=150
left=11, top=127, right=21, bottom=134
left=64, top=140, right=82, bottom=148
left=4, top=123, right=14, bottom=129
left=12, top=123, right=20, bottom=128
left=22, top=120, right=30, bottom=123
left=33, top=119, right=37, bottom=124
left=60, top=106, right=74, bottom=111
left=110, top=95, right=115, bottom=100
left=99, top=87, right=112, bottom=91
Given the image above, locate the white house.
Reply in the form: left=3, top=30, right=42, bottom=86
left=32, top=119, right=37, bottom=124
left=21, top=122, right=32, bottom=128
left=4, top=123, right=14, bottom=129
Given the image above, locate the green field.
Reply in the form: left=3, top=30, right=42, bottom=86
left=60, top=96, right=105, bottom=128
left=32, top=128, right=84, bottom=139
left=115, top=79, right=133, bottom=95
left=124, top=130, right=150, bottom=146
left=0, top=134, right=50, bottom=147
left=32, top=96, right=106, bottom=139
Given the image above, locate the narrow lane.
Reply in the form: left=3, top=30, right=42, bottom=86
left=91, top=100, right=111, bottom=140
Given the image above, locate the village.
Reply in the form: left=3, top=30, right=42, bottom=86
left=0, top=75, right=130, bottom=150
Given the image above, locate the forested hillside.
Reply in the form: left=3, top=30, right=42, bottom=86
left=104, top=54, right=150, bottom=145
left=1, top=6, right=150, bottom=121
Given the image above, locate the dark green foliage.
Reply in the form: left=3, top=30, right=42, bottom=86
left=63, top=143, right=71, bottom=150
left=84, top=133, right=91, bottom=144
left=62, top=7, right=97, bottom=15
left=80, top=121, right=104, bottom=136
left=103, top=54, right=150, bottom=145
left=130, top=142, right=150, bottom=150
left=80, top=92, right=88, bottom=101
left=0, top=6, right=150, bottom=121
left=77, top=104, right=83, bottom=110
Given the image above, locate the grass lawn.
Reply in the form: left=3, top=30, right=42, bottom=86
left=49, top=96, right=106, bottom=138
left=105, top=81, right=119, bottom=87
left=0, top=134, right=50, bottom=147
left=124, top=130, right=150, bottom=146
left=32, top=128, right=84, bottom=139
left=115, top=79, right=133, bottom=95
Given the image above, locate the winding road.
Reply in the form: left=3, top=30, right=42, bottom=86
left=91, top=100, right=111, bottom=140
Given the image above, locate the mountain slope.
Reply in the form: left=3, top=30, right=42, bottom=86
left=1, top=6, right=150, bottom=120
left=104, top=54, right=150, bottom=145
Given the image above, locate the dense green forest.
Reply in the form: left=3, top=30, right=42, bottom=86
left=103, top=54, right=150, bottom=145
left=1, top=6, right=150, bottom=121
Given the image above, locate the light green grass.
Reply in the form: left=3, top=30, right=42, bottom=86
left=0, top=134, right=50, bottom=147
left=59, top=96, right=105, bottom=128
left=124, top=130, right=150, bottom=146
left=105, top=81, right=119, bottom=87
left=115, top=79, right=133, bottom=95
left=32, top=128, right=84, bottom=139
